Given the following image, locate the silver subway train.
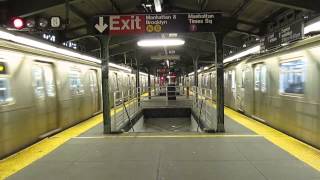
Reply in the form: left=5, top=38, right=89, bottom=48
left=185, top=35, right=320, bottom=149
left=0, top=34, right=152, bottom=158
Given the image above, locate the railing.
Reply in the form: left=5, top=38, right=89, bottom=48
left=111, top=85, right=216, bottom=132
left=112, top=88, right=142, bottom=132
left=191, top=86, right=216, bottom=132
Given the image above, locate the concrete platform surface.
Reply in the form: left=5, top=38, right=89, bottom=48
left=7, top=132, right=320, bottom=180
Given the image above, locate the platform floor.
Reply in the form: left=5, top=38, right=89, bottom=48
left=1, top=98, right=320, bottom=180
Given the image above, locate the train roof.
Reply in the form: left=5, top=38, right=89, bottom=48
left=0, top=28, right=133, bottom=72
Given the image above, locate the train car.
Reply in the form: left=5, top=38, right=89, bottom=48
left=0, top=31, right=154, bottom=158
left=191, top=35, right=320, bottom=149
left=0, top=38, right=103, bottom=158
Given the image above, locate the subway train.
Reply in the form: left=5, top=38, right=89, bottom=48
left=185, top=34, right=320, bottom=149
left=0, top=31, right=152, bottom=158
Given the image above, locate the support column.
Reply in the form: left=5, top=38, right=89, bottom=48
left=99, top=36, right=112, bottom=134
left=214, top=32, right=225, bottom=132
left=135, top=54, right=140, bottom=105
left=193, top=56, right=199, bottom=87
left=148, top=69, right=151, bottom=99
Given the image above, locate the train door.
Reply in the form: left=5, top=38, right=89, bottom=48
left=89, top=70, right=99, bottom=114
left=253, top=64, right=267, bottom=119
left=32, top=62, right=58, bottom=135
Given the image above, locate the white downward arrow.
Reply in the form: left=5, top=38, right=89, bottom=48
left=95, top=16, right=108, bottom=33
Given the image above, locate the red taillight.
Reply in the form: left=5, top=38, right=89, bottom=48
left=12, top=17, right=25, bottom=29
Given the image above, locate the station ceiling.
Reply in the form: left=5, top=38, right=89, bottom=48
left=7, top=0, right=320, bottom=72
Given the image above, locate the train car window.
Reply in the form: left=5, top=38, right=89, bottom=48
left=114, top=73, right=119, bottom=90
left=280, top=60, right=305, bottom=94
left=232, top=70, right=236, bottom=90
left=0, top=78, right=13, bottom=104
left=241, top=70, right=245, bottom=88
left=261, top=65, right=267, bottom=92
left=43, top=66, right=55, bottom=97
left=69, top=69, right=84, bottom=95
left=32, top=65, right=45, bottom=98
left=254, top=67, right=261, bottom=91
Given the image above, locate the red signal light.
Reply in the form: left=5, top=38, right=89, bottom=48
left=12, top=17, right=25, bottom=29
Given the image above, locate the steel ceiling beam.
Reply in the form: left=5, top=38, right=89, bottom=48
left=232, top=0, right=252, bottom=18
left=110, top=0, right=121, bottom=13
left=9, top=0, right=79, bottom=17
left=69, top=4, right=90, bottom=24
left=232, top=28, right=260, bottom=36
left=254, top=0, right=320, bottom=12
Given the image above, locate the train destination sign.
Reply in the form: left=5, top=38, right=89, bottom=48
left=260, top=21, right=303, bottom=51
left=93, top=12, right=221, bottom=35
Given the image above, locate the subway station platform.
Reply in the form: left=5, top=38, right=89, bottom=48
left=1, top=97, right=320, bottom=180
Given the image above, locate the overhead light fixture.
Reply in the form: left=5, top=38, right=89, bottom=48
left=140, top=72, right=148, bottom=76
left=109, top=63, right=131, bottom=72
left=224, top=45, right=261, bottom=63
left=137, top=38, right=185, bottom=47
left=154, top=0, right=162, bottom=12
left=151, top=55, right=180, bottom=60
left=304, top=20, right=320, bottom=34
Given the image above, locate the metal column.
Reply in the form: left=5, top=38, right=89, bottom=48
left=99, top=36, right=112, bottom=134
left=148, top=69, right=151, bottom=99
left=193, top=55, right=199, bottom=87
left=214, top=32, right=225, bottom=132
left=135, top=54, right=140, bottom=105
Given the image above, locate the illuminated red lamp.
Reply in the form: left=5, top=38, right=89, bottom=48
left=12, top=17, right=25, bottom=29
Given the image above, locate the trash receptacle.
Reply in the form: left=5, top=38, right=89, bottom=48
left=167, top=85, right=176, bottom=100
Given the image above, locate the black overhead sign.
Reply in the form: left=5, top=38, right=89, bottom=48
left=261, top=21, right=304, bottom=51
left=93, top=12, right=222, bottom=35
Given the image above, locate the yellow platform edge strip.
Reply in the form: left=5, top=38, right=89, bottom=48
left=206, top=100, right=320, bottom=171
left=221, top=104, right=320, bottom=171
left=0, top=96, right=138, bottom=180
left=1, top=96, right=320, bottom=179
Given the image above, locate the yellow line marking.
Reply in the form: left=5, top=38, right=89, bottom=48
left=206, top=100, right=320, bottom=171
left=192, top=93, right=320, bottom=171
left=0, top=114, right=103, bottom=180
left=0, top=92, right=148, bottom=180
left=73, top=134, right=262, bottom=138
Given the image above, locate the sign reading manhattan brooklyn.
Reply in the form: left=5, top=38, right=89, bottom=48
left=93, top=12, right=221, bottom=35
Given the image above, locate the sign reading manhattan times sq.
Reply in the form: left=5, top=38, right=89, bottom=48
left=94, top=12, right=221, bottom=35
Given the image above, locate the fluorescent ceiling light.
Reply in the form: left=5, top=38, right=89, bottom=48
left=139, top=72, right=148, bottom=76
left=137, top=38, right=185, bottom=47
left=109, top=63, right=131, bottom=72
left=151, top=55, right=180, bottom=60
left=223, top=45, right=261, bottom=63
left=304, top=21, right=320, bottom=34
left=0, top=29, right=132, bottom=72
left=154, top=0, right=162, bottom=12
